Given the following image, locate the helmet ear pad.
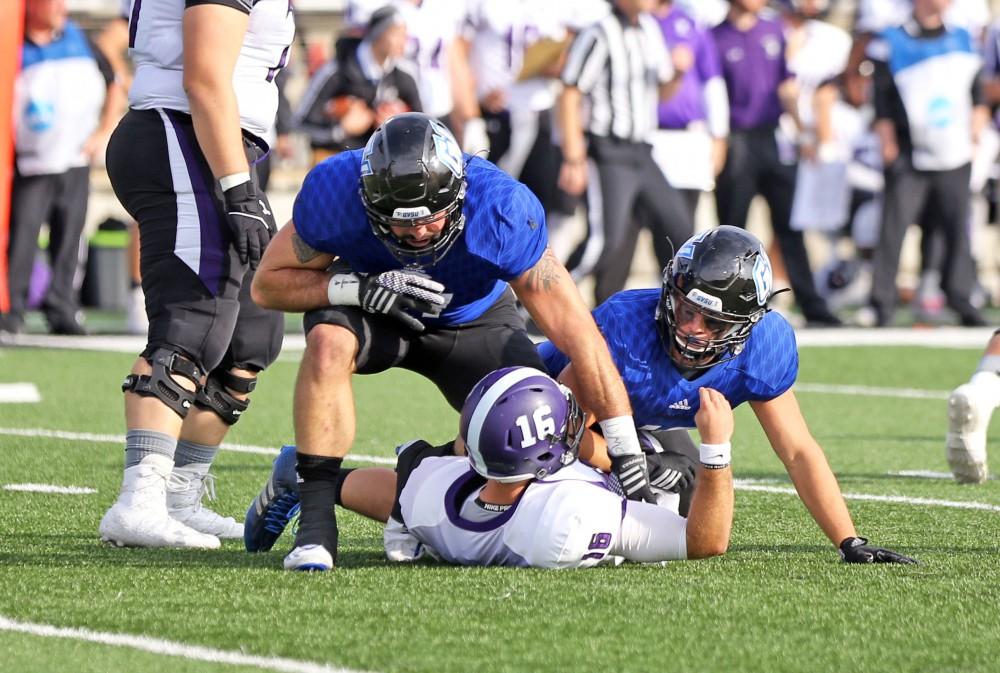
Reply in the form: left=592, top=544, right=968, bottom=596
left=656, top=226, right=773, bottom=369
left=459, top=367, right=584, bottom=483
left=360, top=113, right=467, bottom=266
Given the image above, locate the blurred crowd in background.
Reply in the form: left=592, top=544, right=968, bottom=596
left=6, top=0, right=1000, bottom=335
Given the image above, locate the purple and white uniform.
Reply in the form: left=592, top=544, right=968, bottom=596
left=399, top=457, right=689, bottom=568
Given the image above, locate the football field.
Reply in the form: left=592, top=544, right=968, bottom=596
left=1, top=334, right=999, bottom=673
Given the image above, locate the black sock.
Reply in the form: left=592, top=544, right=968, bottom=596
left=295, top=453, right=343, bottom=559
left=333, top=468, right=355, bottom=507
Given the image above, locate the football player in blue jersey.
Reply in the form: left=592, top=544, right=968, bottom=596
left=249, top=112, right=654, bottom=571
left=538, top=226, right=917, bottom=564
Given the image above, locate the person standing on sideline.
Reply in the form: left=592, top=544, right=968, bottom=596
left=2, top=0, right=124, bottom=336
left=711, top=0, right=840, bottom=326
left=248, top=112, right=656, bottom=571
left=859, top=0, right=987, bottom=328
left=98, top=0, right=294, bottom=548
left=946, top=328, right=1000, bottom=483
left=558, top=0, right=694, bottom=306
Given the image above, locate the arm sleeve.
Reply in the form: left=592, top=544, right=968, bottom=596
left=290, top=153, right=359, bottom=253
left=86, top=36, right=116, bottom=86
left=745, top=316, right=799, bottom=400
left=973, top=67, right=985, bottom=106
left=274, top=68, right=293, bottom=135
left=495, top=186, right=549, bottom=279
left=611, top=501, right=688, bottom=562
left=561, top=26, right=608, bottom=95
left=293, top=62, right=345, bottom=147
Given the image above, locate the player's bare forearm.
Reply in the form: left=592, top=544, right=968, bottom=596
left=251, top=221, right=337, bottom=311
left=751, top=393, right=857, bottom=546
left=183, top=4, right=252, bottom=179
left=557, top=365, right=611, bottom=471
left=685, top=466, right=733, bottom=559
left=784, top=450, right=857, bottom=546
left=513, top=249, right=631, bottom=420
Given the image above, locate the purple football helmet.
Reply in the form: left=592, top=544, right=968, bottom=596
left=459, top=367, right=585, bottom=483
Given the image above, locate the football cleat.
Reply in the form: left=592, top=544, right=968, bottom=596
left=383, top=516, right=425, bottom=562
left=946, top=383, right=994, bottom=484
left=245, top=445, right=301, bottom=552
left=100, top=457, right=220, bottom=549
left=166, top=464, right=244, bottom=539
left=283, top=544, right=334, bottom=571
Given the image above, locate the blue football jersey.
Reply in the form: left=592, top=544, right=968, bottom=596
left=292, top=151, right=548, bottom=326
left=537, top=289, right=799, bottom=429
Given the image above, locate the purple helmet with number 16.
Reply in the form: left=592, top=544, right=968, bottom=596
left=459, top=367, right=585, bottom=483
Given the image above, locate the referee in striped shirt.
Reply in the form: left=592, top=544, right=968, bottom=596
left=558, top=0, right=693, bottom=306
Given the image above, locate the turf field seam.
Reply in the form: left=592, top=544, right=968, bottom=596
left=0, top=615, right=375, bottom=673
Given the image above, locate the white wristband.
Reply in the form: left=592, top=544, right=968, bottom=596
left=699, top=442, right=731, bottom=469
left=219, top=172, right=251, bottom=192
left=599, top=415, right=641, bottom=458
left=327, top=273, right=362, bottom=307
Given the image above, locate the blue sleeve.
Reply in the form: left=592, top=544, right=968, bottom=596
left=744, top=314, right=798, bottom=400
left=291, top=152, right=361, bottom=254
left=537, top=340, right=570, bottom=378
left=493, top=185, right=549, bottom=280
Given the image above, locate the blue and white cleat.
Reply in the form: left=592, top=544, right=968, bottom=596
left=245, top=445, right=301, bottom=552
left=283, top=544, right=334, bottom=571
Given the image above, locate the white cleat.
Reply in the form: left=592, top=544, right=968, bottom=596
left=946, top=383, right=994, bottom=484
left=100, top=501, right=221, bottom=549
left=383, top=516, right=425, bottom=562
left=284, top=544, right=334, bottom=571
left=99, top=457, right=220, bottom=549
left=166, top=464, right=244, bottom=539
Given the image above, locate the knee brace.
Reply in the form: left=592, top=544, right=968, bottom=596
left=195, top=369, right=256, bottom=425
left=122, top=347, right=203, bottom=419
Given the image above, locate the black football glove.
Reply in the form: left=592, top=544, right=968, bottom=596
left=358, top=270, right=446, bottom=332
left=223, top=181, right=277, bottom=270
left=639, top=429, right=696, bottom=494
left=839, top=536, right=918, bottom=564
left=609, top=453, right=659, bottom=503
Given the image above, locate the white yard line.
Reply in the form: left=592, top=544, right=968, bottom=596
left=735, top=480, right=1000, bottom=512
left=794, top=382, right=948, bottom=400
left=3, top=484, right=96, bottom=494
left=0, top=427, right=397, bottom=465
left=0, top=616, right=372, bottom=673
left=2, top=426, right=997, bottom=511
left=0, top=383, right=41, bottom=403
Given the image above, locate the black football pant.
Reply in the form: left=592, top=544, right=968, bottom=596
left=871, top=159, right=978, bottom=322
left=6, top=166, right=90, bottom=327
left=566, top=136, right=693, bottom=305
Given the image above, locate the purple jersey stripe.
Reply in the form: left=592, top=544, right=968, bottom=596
left=165, top=110, right=228, bottom=295
left=128, top=0, right=142, bottom=48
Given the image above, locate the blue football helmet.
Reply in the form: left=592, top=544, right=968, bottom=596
left=657, top=226, right=774, bottom=369
left=459, top=367, right=585, bottom=483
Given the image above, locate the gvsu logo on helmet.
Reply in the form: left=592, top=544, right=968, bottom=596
left=686, top=288, right=723, bottom=312
left=752, top=255, right=773, bottom=306
left=431, top=123, right=464, bottom=178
